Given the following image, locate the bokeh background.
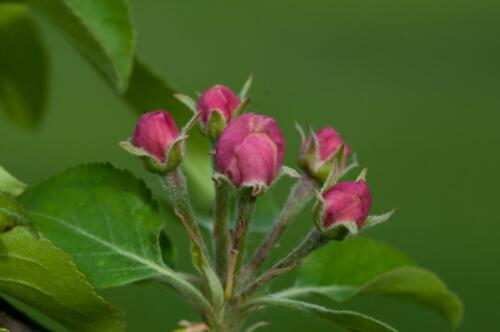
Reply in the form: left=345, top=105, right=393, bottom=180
left=1, top=0, right=499, bottom=331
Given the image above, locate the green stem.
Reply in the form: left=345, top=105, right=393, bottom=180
left=163, top=169, right=208, bottom=256
left=239, top=229, right=330, bottom=299
left=240, top=177, right=315, bottom=285
left=225, top=187, right=256, bottom=300
left=163, top=169, right=224, bottom=308
left=155, top=270, right=213, bottom=314
left=213, top=180, right=231, bottom=280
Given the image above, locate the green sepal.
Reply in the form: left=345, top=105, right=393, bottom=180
left=174, top=93, right=197, bottom=114
left=315, top=144, right=346, bottom=185
left=206, top=110, right=227, bottom=141
left=295, top=122, right=307, bottom=144
left=119, top=140, right=168, bottom=174
left=239, top=74, right=253, bottom=100
left=321, top=221, right=358, bottom=240
left=247, top=165, right=301, bottom=197
left=362, top=210, right=396, bottom=231
left=232, top=96, right=251, bottom=119
left=164, top=102, right=201, bottom=171
left=298, top=126, right=320, bottom=173
left=213, top=165, right=300, bottom=197
left=212, top=171, right=236, bottom=189
left=164, top=135, right=186, bottom=171
left=356, top=168, right=368, bottom=181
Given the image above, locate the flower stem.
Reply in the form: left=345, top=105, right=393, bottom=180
left=213, top=180, right=231, bottom=280
left=240, top=177, right=315, bottom=284
left=163, top=168, right=224, bottom=308
left=239, top=229, right=330, bottom=299
left=164, top=168, right=208, bottom=256
left=225, top=187, right=256, bottom=300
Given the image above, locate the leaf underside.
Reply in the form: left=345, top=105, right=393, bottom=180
left=291, top=238, right=463, bottom=326
left=0, top=226, right=125, bottom=332
left=253, top=297, right=397, bottom=332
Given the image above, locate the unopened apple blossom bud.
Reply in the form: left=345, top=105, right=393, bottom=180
left=132, top=111, right=180, bottom=161
left=299, top=127, right=351, bottom=183
left=215, top=113, right=285, bottom=192
left=197, top=85, right=241, bottom=140
left=322, top=180, right=372, bottom=229
left=121, top=110, right=184, bottom=173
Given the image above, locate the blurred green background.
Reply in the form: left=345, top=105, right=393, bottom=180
left=1, top=0, right=499, bottom=331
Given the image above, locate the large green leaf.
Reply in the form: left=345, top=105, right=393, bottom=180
left=23, top=0, right=135, bottom=91
left=0, top=3, right=48, bottom=128
left=282, top=239, right=463, bottom=326
left=0, top=165, right=27, bottom=196
left=19, top=163, right=174, bottom=289
left=0, top=226, right=124, bottom=331
left=248, top=297, right=396, bottom=332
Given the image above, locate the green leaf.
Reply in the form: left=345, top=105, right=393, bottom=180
left=0, top=226, right=125, bottom=331
left=0, top=3, right=48, bottom=128
left=122, top=59, right=214, bottom=211
left=248, top=297, right=396, bottom=332
left=159, top=228, right=176, bottom=268
left=19, top=163, right=212, bottom=311
left=24, top=0, right=135, bottom=91
left=19, top=163, right=171, bottom=288
left=288, top=238, right=463, bottom=326
left=0, top=165, right=27, bottom=196
left=0, top=193, right=30, bottom=232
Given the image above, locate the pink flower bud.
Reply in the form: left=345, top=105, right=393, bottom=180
left=322, top=180, right=372, bottom=228
left=215, top=113, right=285, bottom=188
left=197, top=85, right=241, bottom=128
left=315, top=127, right=351, bottom=161
left=300, top=127, right=351, bottom=183
left=132, top=111, right=180, bottom=162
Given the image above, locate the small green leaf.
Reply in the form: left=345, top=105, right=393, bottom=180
left=289, top=238, right=463, bottom=326
left=24, top=0, right=135, bottom=91
left=0, top=226, right=125, bottom=332
left=0, top=3, right=48, bottom=128
left=19, top=163, right=171, bottom=288
left=0, top=165, right=27, bottom=196
left=249, top=297, right=397, bottom=332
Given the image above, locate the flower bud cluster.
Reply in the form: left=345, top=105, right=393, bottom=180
left=120, top=78, right=392, bottom=316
